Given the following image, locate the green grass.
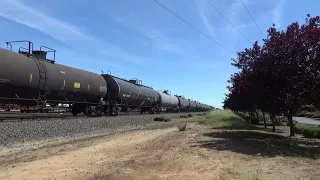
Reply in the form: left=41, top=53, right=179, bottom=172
left=200, top=109, right=256, bottom=130
left=294, top=123, right=320, bottom=139
left=197, top=110, right=320, bottom=159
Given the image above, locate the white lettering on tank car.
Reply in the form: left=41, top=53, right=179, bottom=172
left=100, top=85, right=107, bottom=92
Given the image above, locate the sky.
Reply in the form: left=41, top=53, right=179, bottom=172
left=0, top=0, right=319, bottom=108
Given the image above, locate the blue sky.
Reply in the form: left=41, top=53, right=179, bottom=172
left=0, top=0, right=319, bottom=108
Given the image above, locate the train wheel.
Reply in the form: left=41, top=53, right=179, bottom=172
left=85, top=106, right=92, bottom=116
left=148, top=108, right=154, bottom=114
left=103, top=106, right=109, bottom=115
left=108, top=107, right=113, bottom=115
left=114, top=109, right=118, bottom=116
left=140, top=107, right=145, bottom=114
left=71, top=108, right=78, bottom=115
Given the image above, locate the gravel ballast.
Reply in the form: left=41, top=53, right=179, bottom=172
left=0, top=112, right=203, bottom=147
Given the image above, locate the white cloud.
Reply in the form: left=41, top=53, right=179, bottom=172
left=0, top=0, right=93, bottom=42
left=225, top=0, right=257, bottom=32
left=194, top=0, right=215, bottom=38
left=0, top=0, right=143, bottom=66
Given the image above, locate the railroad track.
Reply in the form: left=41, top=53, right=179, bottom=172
left=0, top=112, right=79, bottom=121
left=0, top=111, right=205, bottom=122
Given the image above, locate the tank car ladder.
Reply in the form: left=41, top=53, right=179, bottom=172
left=32, top=57, right=48, bottom=111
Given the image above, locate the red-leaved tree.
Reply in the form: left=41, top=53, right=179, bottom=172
left=224, top=14, right=320, bottom=136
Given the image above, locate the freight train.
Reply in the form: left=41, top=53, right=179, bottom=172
left=0, top=40, right=214, bottom=116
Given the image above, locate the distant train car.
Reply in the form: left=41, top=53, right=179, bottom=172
left=195, top=101, right=201, bottom=111
left=101, top=74, right=160, bottom=114
left=157, top=90, right=179, bottom=112
left=189, top=99, right=197, bottom=112
left=176, top=95, right=190, bottom=112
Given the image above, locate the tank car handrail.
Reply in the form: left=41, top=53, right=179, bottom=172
left=107, top=70, right=112, bottom=75
left=18, top=47, right=29, bottom=52
left=6, top=40, right=34, bottom=55
left=130, top=78, right=138, bottom=83
left=129, top=79, right=138, bottom=85
left=175, top=95, right=185, bottom=99
left=40, top=45, right=56, bottom=61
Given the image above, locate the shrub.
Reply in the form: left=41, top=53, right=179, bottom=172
left=176, top=122, right=188, bottom=131
left=301, top=104, right=317, bottom=112
left=294, top=123, right=320, bottom=139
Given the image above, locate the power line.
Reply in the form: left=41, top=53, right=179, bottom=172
left=239, top=0, right=265, bottom=38
left=206, top=0, right=252, bottom=45
left=152, top=0, right=232, bottom=54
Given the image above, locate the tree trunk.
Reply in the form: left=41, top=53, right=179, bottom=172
left=271, top=114, right=276, bottom=131
left=262, top=111, right=267, bottom=128
left=255, top=111, right=260, bottom=125
left=287, top=109, right=295, bottom=137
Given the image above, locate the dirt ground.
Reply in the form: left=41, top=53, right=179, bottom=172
left=0, top=123, right=319, bottom=180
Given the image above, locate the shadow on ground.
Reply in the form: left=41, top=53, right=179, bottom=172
left=192, top=130, right=320, bottom=159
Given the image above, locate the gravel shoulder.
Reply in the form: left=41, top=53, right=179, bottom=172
left=1, top=121, right=319, bottom=180
left=0, top=112, right=202, bottom=148
left=0, top=113, right=202, bottom=166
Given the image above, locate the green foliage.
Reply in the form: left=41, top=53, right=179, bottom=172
left=200, top=110, right=256, bottom=130
left=234, top=112, right=260, bottom=125
left=296, top=104, right=320, bottom=118
left=300, top=104, right=317, bottom=112
left=296, top=111, right=320, bottom=118
left=294, top=123, right=320, bottom=139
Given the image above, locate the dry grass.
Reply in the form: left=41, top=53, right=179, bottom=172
left=176, top=122, right=188, bottom=131
left=1, top=124, right=319, bottom=180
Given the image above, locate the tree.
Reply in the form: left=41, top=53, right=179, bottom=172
left=224, top=14, right=320, bottom=136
